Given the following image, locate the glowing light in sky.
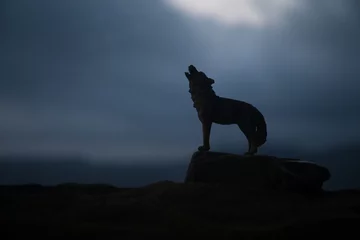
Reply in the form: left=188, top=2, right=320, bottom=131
left=164, top=0, right=297, bottom=27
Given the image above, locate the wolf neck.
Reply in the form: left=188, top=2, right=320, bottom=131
left=190, top=86, right=218, bottom=110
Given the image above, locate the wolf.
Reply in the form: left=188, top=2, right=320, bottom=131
left=185, top=65, right=267, bottom=155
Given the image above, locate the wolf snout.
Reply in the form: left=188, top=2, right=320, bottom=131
left=188, top=65, right=198, bottom=74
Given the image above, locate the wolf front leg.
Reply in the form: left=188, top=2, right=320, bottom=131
left=198, top=121, right=212, bottom=151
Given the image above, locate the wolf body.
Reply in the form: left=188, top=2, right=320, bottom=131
left=185, top=65, right=267, bottom=155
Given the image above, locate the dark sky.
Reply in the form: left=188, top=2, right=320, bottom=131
left=1, top=0, right=359, bottom=189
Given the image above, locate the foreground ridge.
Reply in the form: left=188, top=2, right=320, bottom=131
left=0, top=182, right=359, bottom=238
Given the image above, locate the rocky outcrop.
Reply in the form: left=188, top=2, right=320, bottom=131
left=185, top=151, right=331, bottom=193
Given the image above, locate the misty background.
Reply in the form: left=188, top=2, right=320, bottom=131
left=0, top=0, right=359, bottom=190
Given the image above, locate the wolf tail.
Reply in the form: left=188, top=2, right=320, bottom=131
left=254, top=109, right=267, bottom=147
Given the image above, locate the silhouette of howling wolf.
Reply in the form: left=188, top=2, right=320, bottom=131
left=185, top=65, right=267, bottom=155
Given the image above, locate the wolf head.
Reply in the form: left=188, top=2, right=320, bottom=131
left=185, top=65, right=217, bottom=107
left=184, top=65, right=215, bottom=86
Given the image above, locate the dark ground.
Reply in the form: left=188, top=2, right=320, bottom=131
left=1, top=181, right=360, bottom=239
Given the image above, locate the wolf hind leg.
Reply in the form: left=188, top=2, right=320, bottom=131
left=237, top=122, right=257, bottom=155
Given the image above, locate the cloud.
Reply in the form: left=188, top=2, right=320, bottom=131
left=164, top=0, right=298, bottom=27
left=0, top=0, right=359, bottom=158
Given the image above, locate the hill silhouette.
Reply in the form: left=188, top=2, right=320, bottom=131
left=1, top=181, right=360, bottom=238
left=1, top=151, right=360, bottom=238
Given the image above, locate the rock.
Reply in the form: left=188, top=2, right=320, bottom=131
left=185, top=151, right=331, bottom=193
